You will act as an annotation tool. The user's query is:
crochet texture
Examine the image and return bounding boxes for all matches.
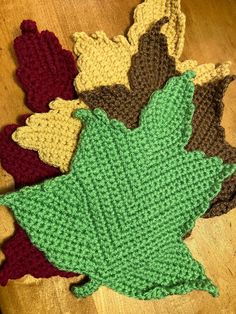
[0,20,80,284]
[0,223,77,286]
[73,2,230,92]
[1,72,236,300]
[12,20,236,217]
[14,20,78,112]
[74,0,185,91]
[13,99,88,173]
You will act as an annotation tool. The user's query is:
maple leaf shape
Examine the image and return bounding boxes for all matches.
[73,0,185,91]
[14,20,78,112]
[1,72,236,299]
[12,20,236,218]
[73,3,229,93]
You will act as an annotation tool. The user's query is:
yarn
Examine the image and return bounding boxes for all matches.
[12,20,236,217]
[0,120,80,285]
[14,20,78,112]
[0,120,60,187]
[74,0,185,91]
[0,19,80,284]
[1,72,236,299]
[0,223,78,286]
[12,100,88,172]
[73,4,229,92]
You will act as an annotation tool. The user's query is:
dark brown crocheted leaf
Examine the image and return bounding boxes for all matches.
[190,76,236,217]
[80,18,236,218]
[80,17,179,129]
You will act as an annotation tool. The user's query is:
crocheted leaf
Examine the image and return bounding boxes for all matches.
[12,20,236,218]
[0,18,80,282]
[73,0,185,91]
[190,76,236,217]
[0,223,77,286]
[12,99,88,173]
[0,121,79,285]
[2,72,236,299]
[0,122,60,187]
[14,20,78,112]
[73,4,229,92]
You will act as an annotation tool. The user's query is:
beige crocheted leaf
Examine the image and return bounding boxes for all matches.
[73,0,185,91]
[12,14,232,174]
[73,0,230,92]
[12,99,87,173]
[176,61,231,85]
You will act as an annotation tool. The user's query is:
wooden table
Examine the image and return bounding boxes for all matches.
[0,0,236,313]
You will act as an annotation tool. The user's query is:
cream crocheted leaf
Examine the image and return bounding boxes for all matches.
[12,19,232,176]
[73,0,185,91]
[177,60,231,86]
[73,0,230,92]
[12,99,87,173]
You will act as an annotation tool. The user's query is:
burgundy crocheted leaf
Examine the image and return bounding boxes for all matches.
[0,223,77,286]
[14,20,78,112]
[0,118,79,285]
[80,19,236,217]
[0,121,60,187]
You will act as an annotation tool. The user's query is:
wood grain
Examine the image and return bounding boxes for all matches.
[0,0,236,313]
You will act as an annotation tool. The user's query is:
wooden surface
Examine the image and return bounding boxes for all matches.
[0,0,236,313]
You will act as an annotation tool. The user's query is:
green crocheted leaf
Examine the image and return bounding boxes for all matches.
[1,71,235,300]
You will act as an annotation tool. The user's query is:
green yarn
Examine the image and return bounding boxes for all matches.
[1,71,235,300]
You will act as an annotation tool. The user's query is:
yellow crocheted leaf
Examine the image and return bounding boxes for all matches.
[73,0,185,91]
[177,60,231,85]
[73,0,230,92]
[12,99,87,173]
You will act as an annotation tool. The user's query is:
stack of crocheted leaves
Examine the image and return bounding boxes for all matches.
[0,0,236,301]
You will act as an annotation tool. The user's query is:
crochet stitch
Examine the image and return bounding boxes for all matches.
[0,19,80,283]
[12,20,236,217]
[73,3,230,92]
[74,0,185,91]
[14,20,78,112]
[1,72,236,299]
[12,100,88,173]
[0,120,80,285]
[0,121,60,187]
[0,223,77,286]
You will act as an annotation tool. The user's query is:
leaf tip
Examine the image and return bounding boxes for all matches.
[20,20,38,34]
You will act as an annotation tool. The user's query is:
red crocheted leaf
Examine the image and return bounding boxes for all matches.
[0,223,77,286]
[14,20,78,112]
[0,123,60,187]
[0,19,80,285]
[0,120,80,284]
